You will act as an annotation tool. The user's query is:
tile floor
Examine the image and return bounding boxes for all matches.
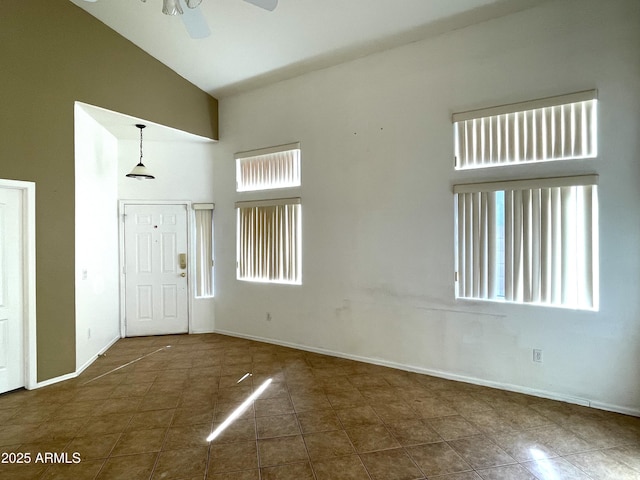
[0,333,639,479]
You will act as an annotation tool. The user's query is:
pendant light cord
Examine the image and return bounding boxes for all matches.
[139,126,144,164]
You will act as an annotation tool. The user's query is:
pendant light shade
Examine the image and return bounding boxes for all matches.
[127,124,155,180]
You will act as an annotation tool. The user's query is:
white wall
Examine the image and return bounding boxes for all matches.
[118,138,217,333]
[213,0,640,414]
[74,105,121,371]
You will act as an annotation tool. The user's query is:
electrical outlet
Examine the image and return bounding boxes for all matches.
[533,349,543,363]
[266,312,272,321]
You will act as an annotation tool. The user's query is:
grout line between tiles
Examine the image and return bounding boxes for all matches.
[81,346,172,386]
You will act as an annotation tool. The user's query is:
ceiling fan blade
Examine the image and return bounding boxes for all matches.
[180,3,211,39]
[243,0,278,11]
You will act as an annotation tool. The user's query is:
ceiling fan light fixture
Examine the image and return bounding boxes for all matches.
[186,0,203,8]
[126,124,155,180]
[162,0,183,15]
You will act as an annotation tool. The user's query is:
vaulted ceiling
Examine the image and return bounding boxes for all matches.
[70,0,548,98]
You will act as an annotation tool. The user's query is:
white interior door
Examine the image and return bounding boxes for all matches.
[124,204,189,336]
[0,188,24,393]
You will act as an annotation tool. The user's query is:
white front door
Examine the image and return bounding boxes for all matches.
[0,188,24,393]
[124,204,189,336]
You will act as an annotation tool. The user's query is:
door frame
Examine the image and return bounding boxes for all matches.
[0,179,37,390]
[118,200,193,338]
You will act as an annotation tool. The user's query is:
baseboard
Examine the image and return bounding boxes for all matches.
[190,329,216,334]
[590,401,640,418]
[76,335,121,375]
[33,371,77,389]
[214,328,640,418]
[32,335,121,390]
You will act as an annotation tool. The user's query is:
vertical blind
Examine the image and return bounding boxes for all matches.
[194,205,214,298]
[236,198,301,284]
[453,91,597,169]
[236,143,301,192]
[454,175,598,310]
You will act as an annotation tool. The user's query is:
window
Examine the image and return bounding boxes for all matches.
[236,198,301,284]
[453,90,597,169]
[236,143,301,192]
[452,90,599,310]
[454,175,598,310]
[193,204,214,297]
[235,143,302,284]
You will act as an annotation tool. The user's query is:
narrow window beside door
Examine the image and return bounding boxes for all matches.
[194,205,214,298]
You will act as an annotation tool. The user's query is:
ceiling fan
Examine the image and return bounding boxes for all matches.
[83,0,278,39]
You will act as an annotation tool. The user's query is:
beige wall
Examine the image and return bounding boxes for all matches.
[0,0,218,381]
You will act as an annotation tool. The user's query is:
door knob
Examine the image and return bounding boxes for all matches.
[180,272,186,277]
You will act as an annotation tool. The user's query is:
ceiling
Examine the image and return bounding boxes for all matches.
[69,0,547,99]
[77,102,214,142]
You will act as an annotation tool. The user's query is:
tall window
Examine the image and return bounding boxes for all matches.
[452,91,599,310]
[235,143,302,284]
[454,176,598,310]
[193,204,214,297]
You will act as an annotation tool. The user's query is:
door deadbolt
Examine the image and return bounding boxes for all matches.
[179,253,187,269]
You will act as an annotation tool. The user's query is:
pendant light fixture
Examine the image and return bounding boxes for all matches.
[126,124,155,180]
